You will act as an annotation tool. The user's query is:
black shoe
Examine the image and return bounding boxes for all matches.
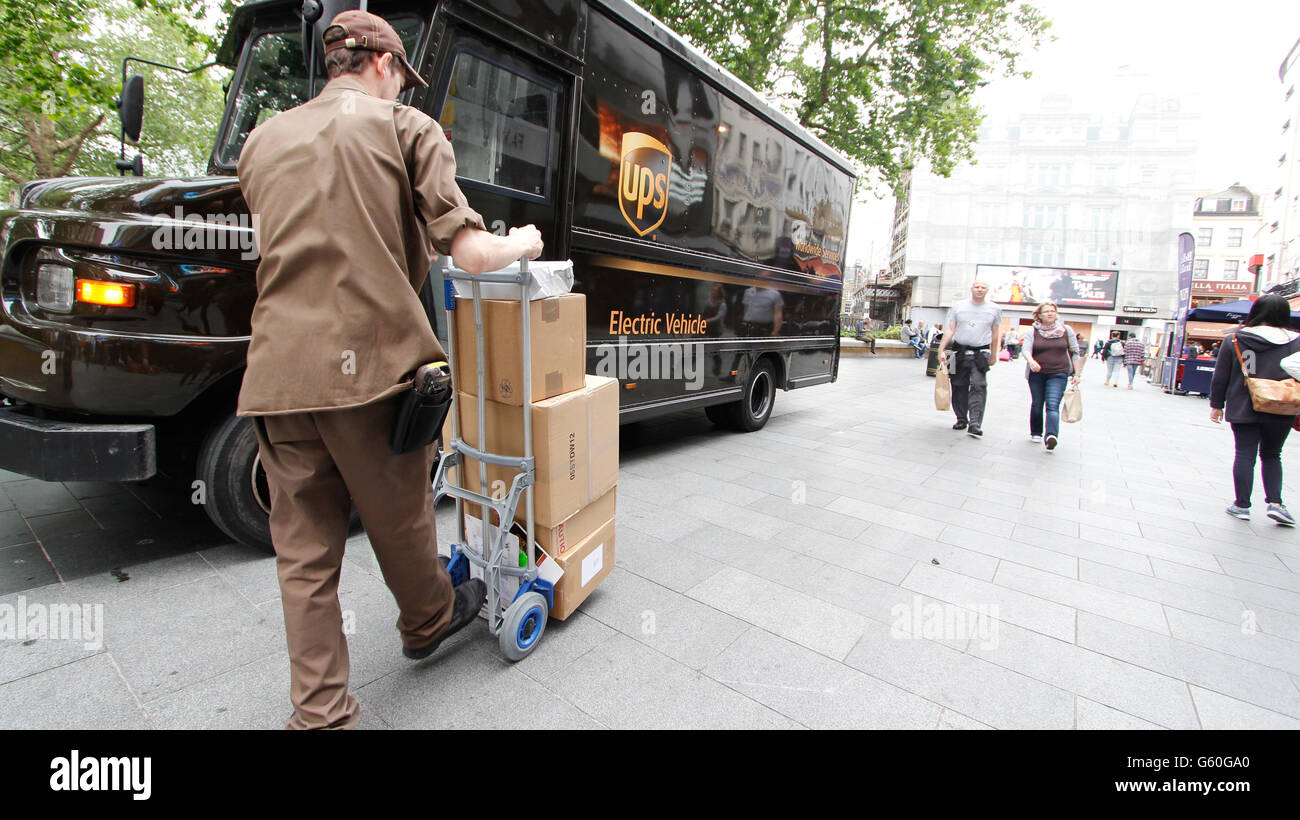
[967,425,983,438]
[952,420,968,430]
[403,579,486,660]
[1045,434,1058,451]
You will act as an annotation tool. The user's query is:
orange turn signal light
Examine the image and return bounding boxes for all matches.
[76,279,135,308]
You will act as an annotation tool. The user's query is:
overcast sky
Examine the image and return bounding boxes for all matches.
[844,0,1300,273]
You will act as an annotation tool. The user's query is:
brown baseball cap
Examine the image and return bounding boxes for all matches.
[323,10,427,91]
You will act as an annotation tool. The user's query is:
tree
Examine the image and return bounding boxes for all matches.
[0,0,236,199]
[636,0,1051,192]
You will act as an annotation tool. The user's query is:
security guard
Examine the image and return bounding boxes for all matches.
[237,10,544,729]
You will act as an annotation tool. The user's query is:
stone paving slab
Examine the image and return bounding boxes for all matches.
[2,356,1299,728]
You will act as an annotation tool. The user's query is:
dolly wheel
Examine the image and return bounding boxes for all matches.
[499,591,548,661]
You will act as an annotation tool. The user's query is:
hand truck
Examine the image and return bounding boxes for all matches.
[431,256,552,662]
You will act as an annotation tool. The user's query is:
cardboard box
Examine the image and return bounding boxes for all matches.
[458,375,619,527]
[550,517,615,620]
[453,294,586,406]
[523,487,616,557]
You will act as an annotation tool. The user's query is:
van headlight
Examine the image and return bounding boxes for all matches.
[36,257,75,313]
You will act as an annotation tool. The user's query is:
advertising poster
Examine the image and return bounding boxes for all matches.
[974,264,1119,310]
[1172,232,1195,357]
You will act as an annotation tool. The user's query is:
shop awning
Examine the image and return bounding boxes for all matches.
[1186,299,1300,329]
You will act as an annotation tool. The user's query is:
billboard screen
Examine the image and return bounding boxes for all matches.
[974,264,1119,310]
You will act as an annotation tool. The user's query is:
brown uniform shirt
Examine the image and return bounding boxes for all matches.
[236,76,485,416]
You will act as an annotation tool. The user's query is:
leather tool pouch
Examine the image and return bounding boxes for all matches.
[389,385,453,455]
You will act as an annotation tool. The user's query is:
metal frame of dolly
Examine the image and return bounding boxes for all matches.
[431,256,554,661]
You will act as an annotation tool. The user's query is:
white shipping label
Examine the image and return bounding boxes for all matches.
[581,544,604,587]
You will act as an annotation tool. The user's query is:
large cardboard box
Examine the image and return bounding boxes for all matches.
[458,375,619,527]
[524,487,616,557]
[550,517,615,620]
[453,294,586,406]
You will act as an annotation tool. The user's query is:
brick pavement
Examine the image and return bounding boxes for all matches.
[2,353,1298,729]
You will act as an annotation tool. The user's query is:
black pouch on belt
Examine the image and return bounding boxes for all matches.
[390,361,454,455]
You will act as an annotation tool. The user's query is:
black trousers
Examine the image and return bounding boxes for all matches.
[1230,420,1293,507]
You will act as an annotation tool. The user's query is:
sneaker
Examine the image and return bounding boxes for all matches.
[1128,384,1134,390]
[952,420,968,430]
[1044,434,1058,451]
[1112,383,1118,388]
[403,579,487,660]
[1267,503,1296,527]
[1030,434,1043,443]
[967,425,983,438]
[1225,504,1251,521]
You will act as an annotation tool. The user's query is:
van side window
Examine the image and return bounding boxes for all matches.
[438,52,556,198]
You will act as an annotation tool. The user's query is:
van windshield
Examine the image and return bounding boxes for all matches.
[216,17,424,168]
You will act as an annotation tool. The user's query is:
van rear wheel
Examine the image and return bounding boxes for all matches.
[706,359,776,432]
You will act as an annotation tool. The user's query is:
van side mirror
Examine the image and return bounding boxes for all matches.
[117,74,144,142]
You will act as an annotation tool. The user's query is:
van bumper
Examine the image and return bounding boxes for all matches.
[0,407,156,482]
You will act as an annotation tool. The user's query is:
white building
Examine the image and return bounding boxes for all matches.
[888,85,1200,347]
[1263,36,1300,291]
[1190,184,1264,304]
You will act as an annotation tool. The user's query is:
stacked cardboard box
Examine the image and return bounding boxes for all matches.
[453,293,617,620]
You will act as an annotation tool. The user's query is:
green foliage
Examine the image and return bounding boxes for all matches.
[0,0,236,199]
[635,0,1051,192]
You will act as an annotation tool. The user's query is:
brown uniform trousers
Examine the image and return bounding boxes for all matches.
[254,395,453,730]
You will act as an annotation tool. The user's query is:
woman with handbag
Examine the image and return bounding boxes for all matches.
[1209,294,1300,525]
[1021,301,1082,452]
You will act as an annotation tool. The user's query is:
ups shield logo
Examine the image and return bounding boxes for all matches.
[618,132,671,237]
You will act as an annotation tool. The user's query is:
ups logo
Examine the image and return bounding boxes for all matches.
[618,132,671,237]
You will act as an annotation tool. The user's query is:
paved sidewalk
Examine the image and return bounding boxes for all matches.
[2,354,1299,729]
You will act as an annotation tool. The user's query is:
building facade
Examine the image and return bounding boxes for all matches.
[1263,36,1300,292]
[888,86,1200,348]
[1190,184,1264,305]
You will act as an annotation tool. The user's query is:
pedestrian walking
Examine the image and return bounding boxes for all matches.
[1122,333,1145,389]
[1209,294,1300,525]
[237,10,544,729]
[1103,330,1125,386]
[1021,301,1081,452]
[1093,338,1105,360]
[936,281,1003,438]
[1004,328,1021,360]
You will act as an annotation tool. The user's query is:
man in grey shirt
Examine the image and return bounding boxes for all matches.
[937,281,1003,438]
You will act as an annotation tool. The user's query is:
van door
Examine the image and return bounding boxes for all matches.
[423,27,571,259]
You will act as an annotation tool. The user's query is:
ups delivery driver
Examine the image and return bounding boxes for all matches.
[237,10,544,730]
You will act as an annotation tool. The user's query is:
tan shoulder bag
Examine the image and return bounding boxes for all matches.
[1232,336,1300,414]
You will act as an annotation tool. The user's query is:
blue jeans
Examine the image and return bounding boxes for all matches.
[1028,372,1069,438]
[1105,356,1122,382]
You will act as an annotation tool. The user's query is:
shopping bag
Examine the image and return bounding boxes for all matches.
[1063,385,1083,423]
[935,365,952,411]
